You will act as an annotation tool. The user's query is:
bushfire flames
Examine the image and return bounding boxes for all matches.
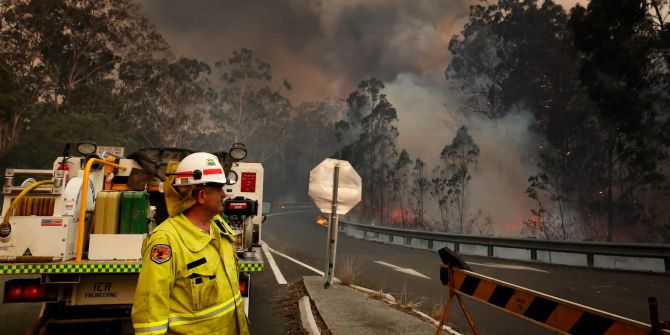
[316,216,328,226]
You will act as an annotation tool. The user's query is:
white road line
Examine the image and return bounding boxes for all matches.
[467,261,549,273]
[261,242,287,284]
[264,243,324,276]
[374,260,431,279]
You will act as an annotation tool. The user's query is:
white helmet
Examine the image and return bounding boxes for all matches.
[174,152,227,186]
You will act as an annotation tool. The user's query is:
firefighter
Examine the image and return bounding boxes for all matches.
[132,152,250,335]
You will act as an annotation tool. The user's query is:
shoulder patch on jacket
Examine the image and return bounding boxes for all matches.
[150,244,172,264]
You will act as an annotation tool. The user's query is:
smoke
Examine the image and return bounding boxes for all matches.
[465,112,541,235]
[385,71,540,235]
[140,0,583,234]
[142,0,583,102]
[140,0,471,102]
[385,71,455,168]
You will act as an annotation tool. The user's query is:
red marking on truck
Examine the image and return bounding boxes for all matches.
[241,172,256,192]
[41,219,63,226]
[228,202,249,209]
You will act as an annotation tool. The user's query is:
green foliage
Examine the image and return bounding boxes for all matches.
[214,48,284,145]
[0,110,136,171]
[569,0,670,240]
[439,126,480,233]
[337,77,400,225]
[0,0,168,153]
[120,57,214,148]
[0,62,27,150]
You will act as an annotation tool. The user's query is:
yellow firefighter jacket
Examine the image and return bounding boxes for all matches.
[132,214,250,335]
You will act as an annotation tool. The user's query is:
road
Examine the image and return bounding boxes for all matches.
[261,207,670,335]
[2,207,669,334]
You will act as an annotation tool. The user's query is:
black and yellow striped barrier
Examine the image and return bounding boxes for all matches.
[436,247,670,335]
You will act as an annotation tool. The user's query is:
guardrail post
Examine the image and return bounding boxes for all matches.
[650,297,661,335]
[665,258,670,274]
[487,245,493,257]
[428,240,433,250]
[587,253,594,268]
[531,249,537,261]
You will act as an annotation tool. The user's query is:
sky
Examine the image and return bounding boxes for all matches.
[141,0,582,234]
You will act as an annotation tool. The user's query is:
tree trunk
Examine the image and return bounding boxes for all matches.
[554,174,567,240]
[606,134,614,241]
[398,190,405,229]
[380,140,385,225]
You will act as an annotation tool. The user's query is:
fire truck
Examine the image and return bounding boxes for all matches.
[0,142,266,334]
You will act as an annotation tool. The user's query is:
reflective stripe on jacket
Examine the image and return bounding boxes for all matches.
[132,214,250,335]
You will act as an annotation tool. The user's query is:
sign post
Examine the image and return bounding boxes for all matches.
[325,164,340,288]
[308,159,361,288]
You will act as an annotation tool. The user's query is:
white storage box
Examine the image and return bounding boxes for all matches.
[88,234,145,260]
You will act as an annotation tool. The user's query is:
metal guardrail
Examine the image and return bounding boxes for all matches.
[339,221,670,274]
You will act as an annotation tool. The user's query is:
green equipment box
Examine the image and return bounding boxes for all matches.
[120,191,149,234]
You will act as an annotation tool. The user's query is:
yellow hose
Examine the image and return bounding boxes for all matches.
[76,158,126,262]
[2,180,54,225]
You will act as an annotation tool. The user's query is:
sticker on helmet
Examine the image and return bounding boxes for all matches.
[150,244,172,264]
[206,159,215,166]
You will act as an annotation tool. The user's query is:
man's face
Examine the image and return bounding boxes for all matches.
[197,183,226,215]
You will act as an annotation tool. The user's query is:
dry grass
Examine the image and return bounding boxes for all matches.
[369,289,390,302]
[335,257,361,286]
[395,284,422,310]
[431,301,446,321]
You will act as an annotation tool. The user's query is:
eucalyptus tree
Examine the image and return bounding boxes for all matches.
[214,49,290,144]
[120,57,215,148]
[441,126,480,233]
[392,149,413,228]
[430,164,451,232]
[0,0,168,152]
[410,158,429,228]
[337,78,400,224]
[570,0,670,241]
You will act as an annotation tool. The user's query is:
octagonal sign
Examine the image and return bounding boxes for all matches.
[308,158,362,214]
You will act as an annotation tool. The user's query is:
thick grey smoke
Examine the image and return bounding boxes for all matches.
[386,73,541,235]
[141,0,471,101]
[142,0,580,101]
